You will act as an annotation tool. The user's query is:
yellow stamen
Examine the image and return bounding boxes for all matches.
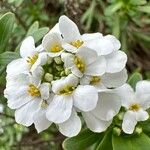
[90,76,101,85]
[70,40,84,48]
[26,54,38,66]
[28,84,40,97]
[50,44,63,53]
[74,56,85,73]
[129,104,141,111]
[59,85,75,95]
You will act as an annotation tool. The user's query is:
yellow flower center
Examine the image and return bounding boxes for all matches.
[90,76,101,85]
[50,44,63,53]
[129,104,141,111]
[28,84,40,97]
[74,56,85,73]
[70,40,84,48]
[59,85,75,95]
[26,54,38,66]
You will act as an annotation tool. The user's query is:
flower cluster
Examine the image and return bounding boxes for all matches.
[4,15,149,137]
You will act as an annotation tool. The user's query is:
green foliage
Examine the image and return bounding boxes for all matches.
[63,129,103,150]
[128,72,143,89]
[0,12,15,53]
[112,134,150,150]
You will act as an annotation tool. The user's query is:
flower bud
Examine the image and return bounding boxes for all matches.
[134,126,142,135]
[113,127,121,136]
[60,71,65,76]
[56,65,63,71]
[47,57,53,64]
[44,73,53,82]
[65,68,71,75]
[54,57,63,64]
[117,111,125,120]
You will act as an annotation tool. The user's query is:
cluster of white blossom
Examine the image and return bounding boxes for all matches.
[4,16,150,137]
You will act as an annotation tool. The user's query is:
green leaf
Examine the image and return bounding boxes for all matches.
[112,133,150,150]
[63,129,103,150]
[105,2,123,16]
[137,6,150,13]
[128,72,142,89]
[27,27,49,43]
[0,51,20,65]
[26,21,39,36]
[96,130,113,150]
[0,12,15,53]
[130,0,147,5]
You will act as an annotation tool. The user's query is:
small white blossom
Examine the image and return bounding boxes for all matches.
[115,81,150,134]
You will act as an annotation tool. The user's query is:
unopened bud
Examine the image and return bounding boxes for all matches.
[44,73,53,82]
[134,126,142,135]
[48,67,53,73]
[56,65,63,71]
[60,71,65,76]
[65,68,71,75]
[113,127,121,136]
[47,57,53,64]
[117,111,125,120]
[54,57,62,64]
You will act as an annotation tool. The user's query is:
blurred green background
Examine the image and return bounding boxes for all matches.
[0,0,150,149]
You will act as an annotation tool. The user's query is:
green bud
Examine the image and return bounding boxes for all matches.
[56,65,63,71]
[54,57,63,64]
[113,127,121,136]
[47,57,53,64]
[65,68,71,75]
[53,76,60,80]
[134,126,142,135]
[48,67,53,73]
[44,73,53,82]
[117,111,125,120]
[60,71,65,76]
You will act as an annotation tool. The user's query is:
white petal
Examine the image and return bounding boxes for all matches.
[42,32,62,52]
[104,35,121,51]
[136,109,149,121]
[135,81,150,109]
[115,84,136,108]
[36,44,44,52]
[59,15,81,42]
[92,90,121,121]
[85,56,106,76]
[40,83,50,100]
[77,47,98,65]
[82,112,112,133]
[49,23,60,34]
[86,37,114,56]
[73,85,98,111]
[105,50,127,73]
[46,95,73,123]
[101,68,128,88]
[15,99,40,126]
[58,109,81,137]
[33,108,52,133]
[81,33,103,41]
[71,65,83,77]
[20,36,36,58]
[122,111,137,134]
[62,43,77,53]
[6,58,29,76]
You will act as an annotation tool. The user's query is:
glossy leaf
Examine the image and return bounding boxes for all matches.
[0,12,15,53]
[96,130,113,150]
[128,72,142,89]
[63,129,103,150]
[0,51,20,65]
[112,133,150,150]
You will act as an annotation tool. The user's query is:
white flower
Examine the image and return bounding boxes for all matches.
[86,34,127,73]
[6,36,47,77]
[4,73,50,126]
[115,81,150,134]
[80,68,128,90]
[46,74,98,123]
[82,89,121,132]
[62,47,106,78]
[59,15,102,53]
